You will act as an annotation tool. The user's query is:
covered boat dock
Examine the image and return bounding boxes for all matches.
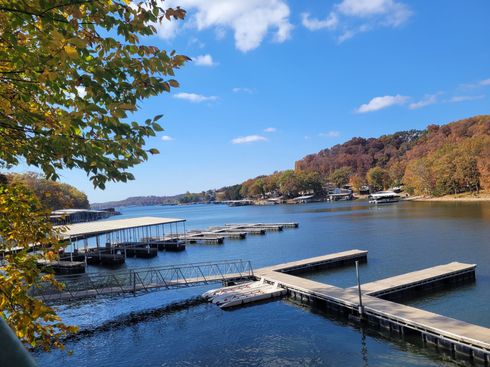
[54,216,187,270]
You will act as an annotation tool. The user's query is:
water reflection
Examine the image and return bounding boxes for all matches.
[360,326,369,367]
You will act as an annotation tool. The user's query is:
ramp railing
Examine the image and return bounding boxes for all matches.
[32,259,254,303]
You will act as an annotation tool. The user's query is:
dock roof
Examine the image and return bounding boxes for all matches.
[56,216,185,239]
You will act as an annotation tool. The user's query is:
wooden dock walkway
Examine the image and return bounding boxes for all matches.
[208,226,266,235]
[260,249,368,274]
[351,262,476,298]
[225,222,299,228]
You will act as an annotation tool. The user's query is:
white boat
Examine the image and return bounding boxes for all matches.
[368,191,400,204]
[210,282,271,304]
[202,279,265,299]
[218,286,286,309]
[203,280,286,309]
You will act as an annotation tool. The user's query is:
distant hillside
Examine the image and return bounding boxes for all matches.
[91,195,180,209]
[295,115,490,195]
[91,190,215,209]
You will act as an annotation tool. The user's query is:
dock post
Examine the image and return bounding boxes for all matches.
[355,261,364,318]
[132,271,136,295]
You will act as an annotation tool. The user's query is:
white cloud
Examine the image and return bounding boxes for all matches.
[155,16,180,39]
[301,12,338,31]
[188,37,205,48]
[155,0,293,52]
[304,136,312,140]
[320,131,340,137]
[231,135,268,144]
[264,127,277,133]
[409,93,439,110]
[161,135,174,141]
[302,0,412,42]
[232,87,254,94]
[356,94,409,113]
[449,95,485,103]
[461,78,490,89]
[173,92,218,103]
[193,54,217,66]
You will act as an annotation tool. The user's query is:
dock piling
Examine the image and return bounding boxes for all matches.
[355,260,364,317]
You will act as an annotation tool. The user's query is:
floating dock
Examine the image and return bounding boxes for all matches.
[205,250,488,364]
[208,226,266,235]
[182,222,299,244]
[37,259,86,275]
[154,240,186,252]
[262,249,368,274]
[350,262,476,299]
[202,230,247,239]
[225,222,299,228]
[84,251,125,266]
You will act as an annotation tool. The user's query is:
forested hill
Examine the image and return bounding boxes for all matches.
[3,172,90,210]
[295,130,423,177]
[295,115,490,195]
[91,195,181,209]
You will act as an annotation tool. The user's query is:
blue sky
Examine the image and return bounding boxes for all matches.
[30,1,490,202]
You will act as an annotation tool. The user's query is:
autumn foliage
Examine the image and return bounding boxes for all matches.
[0,182,78,350]
[7,172,90,210]
[0,0,188,351]
[295,115,490,196]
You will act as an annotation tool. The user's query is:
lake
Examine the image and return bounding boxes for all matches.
[34,201,490,366]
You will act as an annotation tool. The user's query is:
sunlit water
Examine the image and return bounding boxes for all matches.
[34,201,490,366]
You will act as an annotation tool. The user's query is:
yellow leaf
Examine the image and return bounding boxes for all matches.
[64,45,78,59]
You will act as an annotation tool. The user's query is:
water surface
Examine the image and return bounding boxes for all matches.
[35,201,490,366]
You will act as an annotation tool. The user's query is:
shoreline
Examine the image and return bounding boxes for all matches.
[406,193,490,202]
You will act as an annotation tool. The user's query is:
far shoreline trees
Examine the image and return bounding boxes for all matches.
[218,116,488,200]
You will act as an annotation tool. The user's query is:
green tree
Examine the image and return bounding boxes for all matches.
[249,178,266,198]
[403,158,434,196]
[349,174,365,193]
[0,0,188,350]
[299,171,323,194]
[328,167,352,188]
[278,170,302,198]
[432,154,458,196]
[366,167,390,192]
[455,154,480,194]
[388,160,406,187]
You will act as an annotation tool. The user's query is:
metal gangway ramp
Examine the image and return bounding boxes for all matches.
[33,260,254,303]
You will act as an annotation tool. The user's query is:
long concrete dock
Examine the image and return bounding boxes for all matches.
[250,251,489,364]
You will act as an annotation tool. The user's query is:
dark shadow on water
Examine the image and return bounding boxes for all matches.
[381,280,477,304]
[40,296,206,349]
[285,298,474,367]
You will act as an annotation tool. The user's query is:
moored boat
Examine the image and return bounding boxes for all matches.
[368,191,400,204]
